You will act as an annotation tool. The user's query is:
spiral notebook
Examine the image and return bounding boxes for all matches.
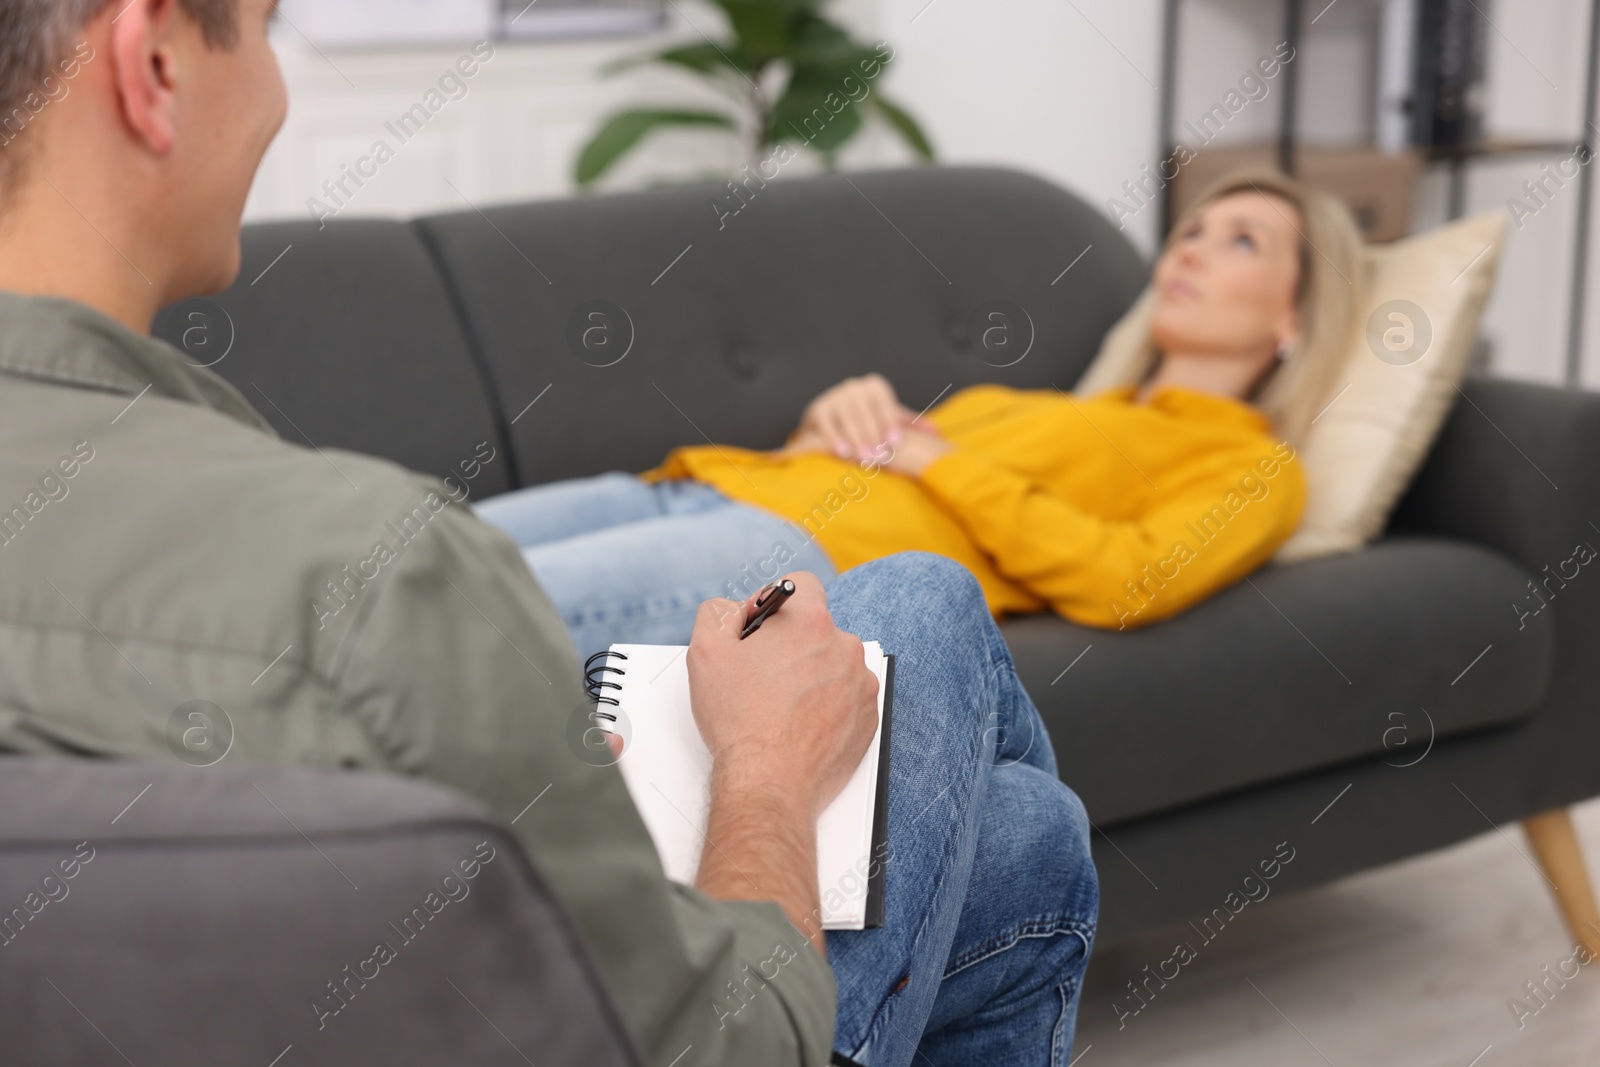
[586,642,895,930]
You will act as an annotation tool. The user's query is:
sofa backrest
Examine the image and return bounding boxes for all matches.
[157,167,1148,492]
[152,219,515,499]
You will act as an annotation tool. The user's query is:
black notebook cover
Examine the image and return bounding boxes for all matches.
[863,653,894,929]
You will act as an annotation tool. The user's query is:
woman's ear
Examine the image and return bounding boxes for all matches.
[1275,307,1301,354]
[109,0,183,157]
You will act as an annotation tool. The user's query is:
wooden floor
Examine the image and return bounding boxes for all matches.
[1075,797,1600,1066]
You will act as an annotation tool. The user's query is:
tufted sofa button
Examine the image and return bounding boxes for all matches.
[941,312,967,350]
[725,346,760,380]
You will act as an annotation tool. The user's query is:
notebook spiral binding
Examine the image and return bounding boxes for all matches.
[583,649,629,724]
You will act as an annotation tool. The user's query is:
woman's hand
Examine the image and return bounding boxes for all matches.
[880,426,952,476]
[795,374,916,463]
[774,427,833,458]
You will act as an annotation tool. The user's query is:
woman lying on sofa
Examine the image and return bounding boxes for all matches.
[476,169,1365,656]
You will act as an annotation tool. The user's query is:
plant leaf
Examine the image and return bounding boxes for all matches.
[575,110,737,187]
[600,51,659,77]
[604,42,756,79]
[785,14,874,65]
[710,0,795,59]
[873,96,935,160]
[771,67,864,154]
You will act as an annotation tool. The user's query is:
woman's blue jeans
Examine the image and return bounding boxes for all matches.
[476,474,1099,1066]
[475,473,838,660]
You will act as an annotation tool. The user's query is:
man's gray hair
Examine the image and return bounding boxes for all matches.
[0,0,238,191]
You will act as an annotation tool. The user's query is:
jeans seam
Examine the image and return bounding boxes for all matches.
[1052,975,1081,1067]
[850,727,984,1061]
[986,658,1053,775]
[941,917,1095,980]
[563,591,708,629]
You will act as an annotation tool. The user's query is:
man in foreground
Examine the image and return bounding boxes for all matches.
[0,1,1097,1063]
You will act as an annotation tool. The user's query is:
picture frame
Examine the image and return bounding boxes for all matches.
[276,0,665,48]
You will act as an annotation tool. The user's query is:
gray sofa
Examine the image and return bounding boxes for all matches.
[7,167,1597,1061]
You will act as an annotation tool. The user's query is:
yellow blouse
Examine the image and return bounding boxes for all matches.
[643,383,1306,630]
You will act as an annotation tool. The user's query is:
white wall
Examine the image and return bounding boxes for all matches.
[873,0,1165,249]
[246,0,901,224]
[248,0,1600,386]
[246,24,740,223]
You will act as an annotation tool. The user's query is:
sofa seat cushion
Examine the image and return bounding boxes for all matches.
[1004,537,1554,826]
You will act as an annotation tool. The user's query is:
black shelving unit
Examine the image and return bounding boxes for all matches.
[1158,0,1600,385]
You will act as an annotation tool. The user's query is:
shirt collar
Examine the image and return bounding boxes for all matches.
[0,289,274,434]
[1105,382,1274,434]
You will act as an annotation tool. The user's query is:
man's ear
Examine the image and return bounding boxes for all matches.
[109,0,183,156]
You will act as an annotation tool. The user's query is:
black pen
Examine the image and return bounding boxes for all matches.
[740,579,796,639]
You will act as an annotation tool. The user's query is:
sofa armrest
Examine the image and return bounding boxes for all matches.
[1390,374,1600,571]
[0,758,643,1067]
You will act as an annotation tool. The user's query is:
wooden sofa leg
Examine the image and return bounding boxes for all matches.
[1522,807,1600,957]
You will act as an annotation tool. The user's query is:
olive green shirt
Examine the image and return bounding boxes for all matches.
[0,290,835,1065]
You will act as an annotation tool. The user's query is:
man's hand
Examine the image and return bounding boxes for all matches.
[794,374,916,464]
[689,572,879,816]
[687,572,880,954]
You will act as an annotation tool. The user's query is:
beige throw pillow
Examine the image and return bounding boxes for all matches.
[1075,211,1508,563]
[1275,212,1508,561]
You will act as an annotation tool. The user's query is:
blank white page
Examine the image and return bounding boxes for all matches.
[609,641,888,930]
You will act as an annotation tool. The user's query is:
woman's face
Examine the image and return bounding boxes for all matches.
[1149,191,1303,360]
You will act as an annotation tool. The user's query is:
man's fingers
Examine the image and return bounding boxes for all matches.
[694,596,747,639]
[781,569,829,605]
[773,571,835,635]
[743,572,827,623]
[697,572,833,641]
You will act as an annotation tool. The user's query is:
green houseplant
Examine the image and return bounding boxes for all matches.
[575,0,934,187]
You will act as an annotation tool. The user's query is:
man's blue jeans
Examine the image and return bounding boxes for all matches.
[476,475,1099,1066]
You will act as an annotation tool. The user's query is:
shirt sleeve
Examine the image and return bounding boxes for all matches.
[329,484,836,1065]
[915,442,1306,629]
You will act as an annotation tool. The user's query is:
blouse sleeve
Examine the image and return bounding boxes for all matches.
[915,442,1305,629]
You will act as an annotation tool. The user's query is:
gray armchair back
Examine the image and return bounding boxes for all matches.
[0,759,643,1066]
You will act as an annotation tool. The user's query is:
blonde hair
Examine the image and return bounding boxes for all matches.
[1077,168,1366,445]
